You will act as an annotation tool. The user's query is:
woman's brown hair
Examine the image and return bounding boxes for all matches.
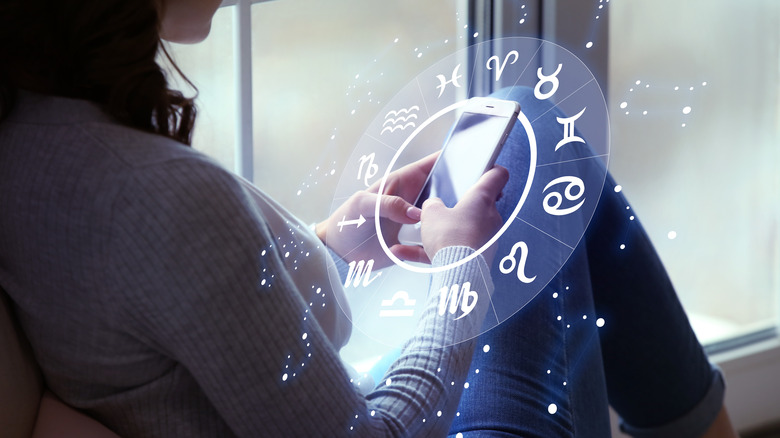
[0,0,196,145]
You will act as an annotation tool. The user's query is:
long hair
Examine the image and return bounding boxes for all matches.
[0,0,196,145]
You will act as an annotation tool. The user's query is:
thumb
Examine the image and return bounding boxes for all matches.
[460,165,509,207]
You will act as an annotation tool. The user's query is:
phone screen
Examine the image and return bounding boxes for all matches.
[414,111,512,208]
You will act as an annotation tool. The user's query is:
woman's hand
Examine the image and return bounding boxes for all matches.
[316,153,439,269]
[420,165,509,265]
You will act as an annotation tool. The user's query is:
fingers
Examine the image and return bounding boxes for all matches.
[390,244,430,264]
[367,151,440,197]
[356,191,421,224]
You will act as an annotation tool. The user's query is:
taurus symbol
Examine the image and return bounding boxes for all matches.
[436,64,463,98]
[486,51,519,82]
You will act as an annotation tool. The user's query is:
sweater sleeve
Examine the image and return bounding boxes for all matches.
[106,156,494,437]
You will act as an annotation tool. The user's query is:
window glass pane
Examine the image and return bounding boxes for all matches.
[609,1,780,344]
[166,7,236,171]
[251,0,461,223]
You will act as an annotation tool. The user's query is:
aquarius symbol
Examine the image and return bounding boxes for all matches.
[379,291,417,317]
[499,241,536,284]
[357,153,378,187]
[543,176,585,216]
[438,282,479,320]
[381,106,420,135]
[345,259,382,288]
[534,63,563,100]
[436,64,463,98]
[486,51,519,82]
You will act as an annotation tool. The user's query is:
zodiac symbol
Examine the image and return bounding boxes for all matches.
[337,214,366,232]
[438,282,478,321]
[344,259,382,288]
[381,106,419,135]
[357,153,378,187]
[436,64,463,98]
[534,63,563,100]
[543,176,585,216]
[379,291,416,318]
[499,241,536,284]
[486,50,519,82]
[555,107,586,151]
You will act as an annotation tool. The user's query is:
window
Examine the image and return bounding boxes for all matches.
[168,0,780,433]
[607,1,780,433]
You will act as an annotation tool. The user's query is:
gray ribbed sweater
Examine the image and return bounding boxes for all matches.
[0,92,494,437]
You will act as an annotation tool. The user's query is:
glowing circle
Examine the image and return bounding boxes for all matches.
[374,103,537,274]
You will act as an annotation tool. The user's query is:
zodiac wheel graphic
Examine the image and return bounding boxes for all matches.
[327,37,610,348]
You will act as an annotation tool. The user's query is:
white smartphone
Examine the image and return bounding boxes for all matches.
[398,97,520,246]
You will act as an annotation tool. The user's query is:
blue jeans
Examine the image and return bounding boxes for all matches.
[447,87,725,437]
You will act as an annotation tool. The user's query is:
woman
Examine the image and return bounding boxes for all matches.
[0,0,505,436]
[0,0,737,437]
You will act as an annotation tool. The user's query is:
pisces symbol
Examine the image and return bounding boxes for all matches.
[486,51,519,82]
[436,64,463,98]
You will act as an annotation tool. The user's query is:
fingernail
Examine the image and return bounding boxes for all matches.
[406,206,421,221]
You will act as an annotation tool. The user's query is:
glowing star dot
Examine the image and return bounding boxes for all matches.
[548,403,558,414]
[557,315,562,321]
[457,434,463,438]
[583,315,588,320]
[386,378,392,386]
[520,19,525,24]
[614,184,622,193]
[643,110,648,115]
[683,106,692,115]
[553,292,559,298]
[668,231,677,240]
[596,318,606,327]
[282,373,288,381]
[635,80,641,85]
[586,41,593,48]
[370,410,376,416]
[620,244,626,250]
[302,333,308,340]
[473,32,479,38]
[464,382,470,389]
[547,369,551,374]
[483,344,490,353]
[437,411,442,417]
[620,101,628,109]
